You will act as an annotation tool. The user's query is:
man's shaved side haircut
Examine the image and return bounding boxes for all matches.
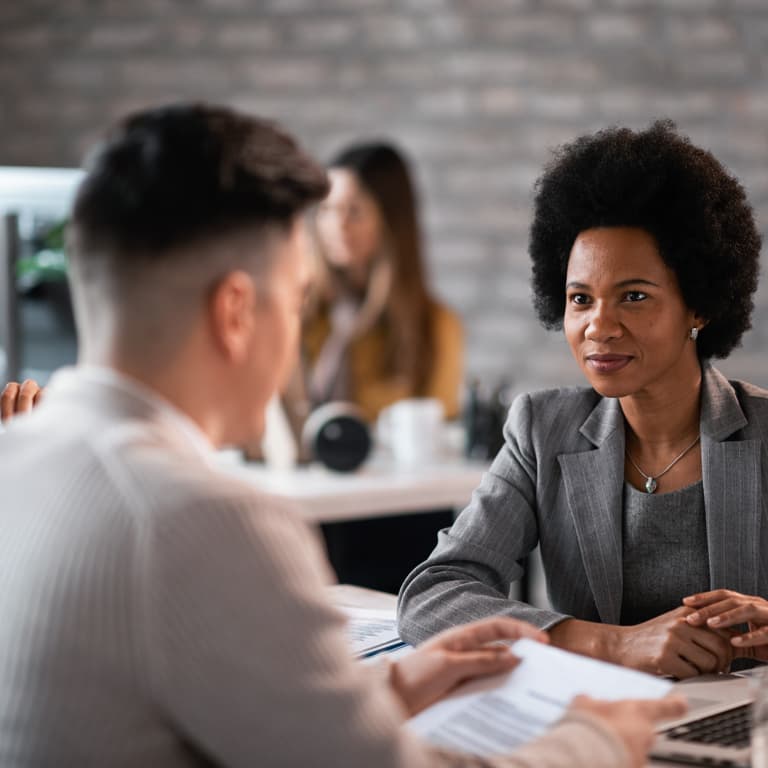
[70,103,328,267]
[66,103,329,364]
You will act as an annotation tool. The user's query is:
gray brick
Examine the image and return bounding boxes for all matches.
[214,22,280,49]
[241,56,331,88]
[586,14,650,44]
[420,14,470,45]
[651,91,719,119]
[448,51,531,80]
[674,51,750,80]
[526,92,589,121]
[50,61,108,89]
[542,0,596,8]
[376,56,442,85]
[415,89,470,118]
[364,15,422,48]
[401,0,458,11]
[607,0,719,8]
[266,0,385,10]
[86,23,159,49]
[481,14,578,45]
[728,0,768,8]
[121,59,232,91]
[291,18,359,48]
[464,0,527,10]
[474,86,524,116]
[440,164,539,196]
[171,21,208,48]
[663,17,737,46]
[199,0,260,10]
[429,245,496,272]
[0,25,51,50]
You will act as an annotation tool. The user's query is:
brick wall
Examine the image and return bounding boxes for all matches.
[2,1,767,395]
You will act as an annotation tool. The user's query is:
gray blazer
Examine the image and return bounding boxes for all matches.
[398,364,768,644]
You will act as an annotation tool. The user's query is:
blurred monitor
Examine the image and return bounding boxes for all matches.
[0,166,82,384]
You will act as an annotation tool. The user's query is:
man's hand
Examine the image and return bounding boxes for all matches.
[570,695,687,768]
[389,616,547,716]
[1,380,43,423]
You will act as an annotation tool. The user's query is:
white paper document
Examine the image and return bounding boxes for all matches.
[340,606,404,657]
[408,638,673,756]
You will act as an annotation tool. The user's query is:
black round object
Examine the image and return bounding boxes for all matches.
[302,403,372,472]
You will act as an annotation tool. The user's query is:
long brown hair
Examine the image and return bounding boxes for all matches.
[308,141,435,394]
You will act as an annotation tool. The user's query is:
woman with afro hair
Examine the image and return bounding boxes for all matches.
[399,120,768,679]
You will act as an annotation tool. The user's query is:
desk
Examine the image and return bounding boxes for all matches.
[329,583,398,612]
[216,453,488,524]
[330,585,753,768]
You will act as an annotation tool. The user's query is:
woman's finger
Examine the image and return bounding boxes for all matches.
[665,652,703,680]
[732,625,768,648]
[706,604,768,628]
[683,590,735,607]
[686,598,741,625]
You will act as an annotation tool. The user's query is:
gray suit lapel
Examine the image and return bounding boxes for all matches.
[558,397,625,624]
[700,366,761,595]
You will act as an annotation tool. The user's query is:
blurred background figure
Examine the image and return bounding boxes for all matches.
[295,141,464,593]
[300,141,462,424]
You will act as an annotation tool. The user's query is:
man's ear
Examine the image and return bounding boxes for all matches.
[208,270,259,364]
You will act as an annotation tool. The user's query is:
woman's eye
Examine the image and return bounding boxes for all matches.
[625,291,648,302]
[569,293,590,305]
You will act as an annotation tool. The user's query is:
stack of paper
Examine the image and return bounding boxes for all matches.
[340,606,408,658]
[408,638,673,756]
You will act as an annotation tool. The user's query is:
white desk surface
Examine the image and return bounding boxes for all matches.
[329,583,399,611]
[216,453,488,523]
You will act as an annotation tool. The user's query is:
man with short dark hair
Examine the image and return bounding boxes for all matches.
[0,104,681,766]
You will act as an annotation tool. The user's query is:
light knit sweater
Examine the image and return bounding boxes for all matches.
[0,367,629,768]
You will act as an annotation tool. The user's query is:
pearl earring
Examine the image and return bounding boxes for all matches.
[690,327,699,341]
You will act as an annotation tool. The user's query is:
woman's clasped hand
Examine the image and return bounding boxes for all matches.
[614,606,735,677]
[684,589,768,662]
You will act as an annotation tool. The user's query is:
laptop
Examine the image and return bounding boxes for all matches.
[650,674,755,767]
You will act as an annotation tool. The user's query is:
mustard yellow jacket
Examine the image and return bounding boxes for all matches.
[302,301,463,422]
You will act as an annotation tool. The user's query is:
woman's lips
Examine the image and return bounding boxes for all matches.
[585,354,633,373]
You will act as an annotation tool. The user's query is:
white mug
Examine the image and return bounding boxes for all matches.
[378,397,444,465]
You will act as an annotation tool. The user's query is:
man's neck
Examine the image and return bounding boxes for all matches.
[80,350,228,448]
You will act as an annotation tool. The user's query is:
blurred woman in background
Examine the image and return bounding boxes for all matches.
[293,140,462,425]
[296,141,465,593]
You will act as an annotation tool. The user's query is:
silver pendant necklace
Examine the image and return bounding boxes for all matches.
[625,434,701,494]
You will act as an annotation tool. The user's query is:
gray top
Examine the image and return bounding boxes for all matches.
[620,481,709,625]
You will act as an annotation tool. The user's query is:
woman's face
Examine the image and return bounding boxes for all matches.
[315,168,384,273]
[564,226,702,400]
